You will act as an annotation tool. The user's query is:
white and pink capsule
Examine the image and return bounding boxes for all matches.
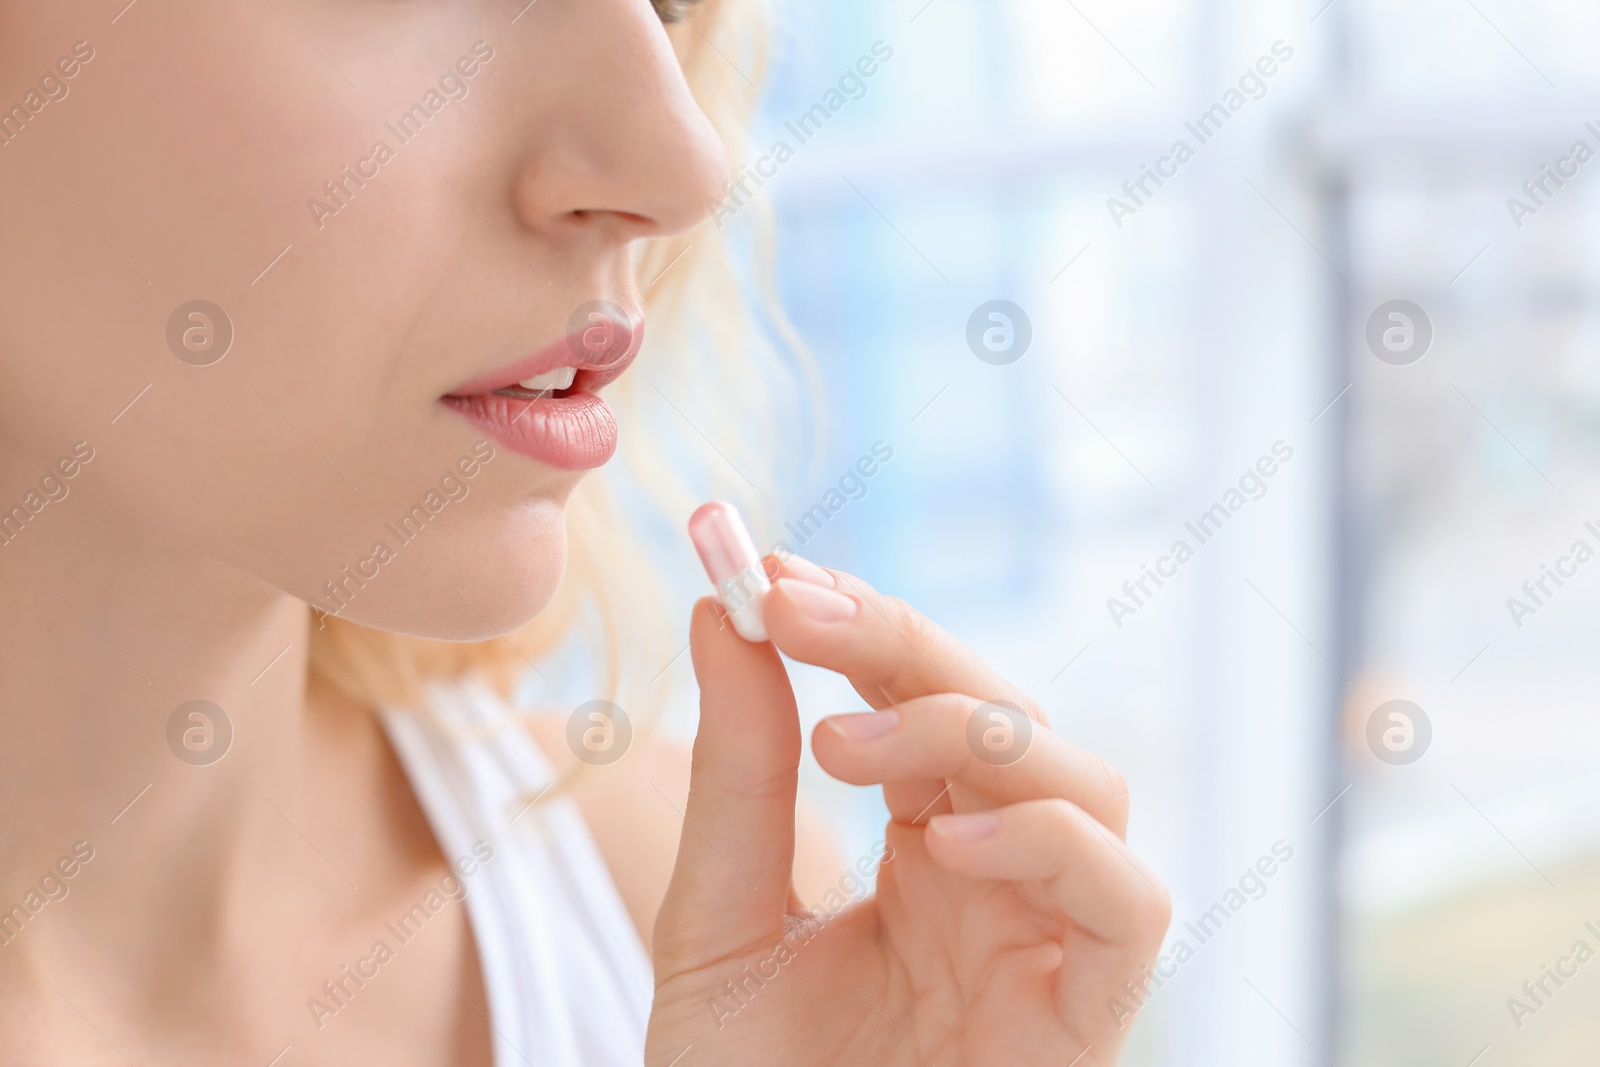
[689,501,771,642]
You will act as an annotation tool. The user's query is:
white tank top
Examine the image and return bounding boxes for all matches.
[379,680,654,1066]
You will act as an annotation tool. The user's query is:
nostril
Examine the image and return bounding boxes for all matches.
[565,208,657,234]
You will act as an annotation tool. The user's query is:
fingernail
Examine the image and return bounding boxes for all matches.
[931,812,999,841]
[776,578,857,622]
[782,554,836,589]
[826,710,899,742]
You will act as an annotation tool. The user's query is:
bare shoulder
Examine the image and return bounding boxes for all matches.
[520,716,688,955]
[522,716,841,954]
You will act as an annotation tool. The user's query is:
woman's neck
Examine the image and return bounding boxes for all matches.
[0,515,412,1018]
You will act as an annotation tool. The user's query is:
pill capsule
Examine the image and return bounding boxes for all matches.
[688,501,771,642]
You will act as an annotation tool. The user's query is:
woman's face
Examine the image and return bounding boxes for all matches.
[0,0,724,636]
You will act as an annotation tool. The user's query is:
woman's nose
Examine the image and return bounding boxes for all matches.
[505,0,729,244]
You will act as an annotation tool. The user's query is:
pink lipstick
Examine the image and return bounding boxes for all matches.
[441,312,641,471]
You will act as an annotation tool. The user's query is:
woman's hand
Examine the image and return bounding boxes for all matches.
[645,556,1171,1067]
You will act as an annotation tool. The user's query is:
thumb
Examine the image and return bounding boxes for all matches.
[654,596,801,972]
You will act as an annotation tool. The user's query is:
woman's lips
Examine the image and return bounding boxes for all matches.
[442,390,618,470]
[441,318,642,471]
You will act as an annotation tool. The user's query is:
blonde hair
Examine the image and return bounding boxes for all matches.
[309,0,811,724]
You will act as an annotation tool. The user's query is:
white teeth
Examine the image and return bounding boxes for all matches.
[517,367,576,392]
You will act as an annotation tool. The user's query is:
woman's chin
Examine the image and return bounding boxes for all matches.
[300,512,570,642]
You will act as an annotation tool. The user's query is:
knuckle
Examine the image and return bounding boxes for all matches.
[1042,797,1103,852]
[1042,795,1084,829]
[1090,755,1131,827]
[1134,876,1174,945]
[1142,876,1174,930]
[878,598,941,688]
[941,691,985,723]
[908,693,983,766]
[833,570,881,603]
[885,594,936,642]
[1046,797,1167,938]
[943,691,1028,771]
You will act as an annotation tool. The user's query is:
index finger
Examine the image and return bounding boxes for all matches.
[761,554,1042,721]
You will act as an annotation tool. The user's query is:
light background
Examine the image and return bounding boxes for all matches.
[632,1,1600,1064]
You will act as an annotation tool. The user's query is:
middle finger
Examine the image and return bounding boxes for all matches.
[812,692,1131,837]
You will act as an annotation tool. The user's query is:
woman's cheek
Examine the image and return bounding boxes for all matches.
[0,0,575,635]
